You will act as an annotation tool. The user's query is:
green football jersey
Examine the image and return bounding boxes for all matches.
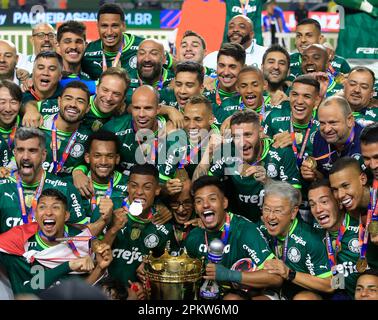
[262,101,319,158]
[258,217,332,300]
[0,225,83,294]
[204,80,238,107]
[87,171,129,223]
[215,95,272,124]
[184,213,275,292]
[353,108,378,128]
[0,172,86,233]
[37,98,59,116]
[0,135,10,167]
[208,138,301,222]
[313,213,362,298]
[109,211,175,284]
[0,116,19,165]
[159,87,179,109]
[22,85,63,105]
[224,0,266,45]
[102,114,187,183]
[81,32,144,80]
[40,114,92,178]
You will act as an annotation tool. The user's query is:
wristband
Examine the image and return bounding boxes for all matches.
[215,264,242,284]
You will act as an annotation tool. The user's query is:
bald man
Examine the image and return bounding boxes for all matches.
[0,40,19,83]
[17,23,56,74]
[204,15,267,70]
[301,44,343,97]
[102,85,185,183]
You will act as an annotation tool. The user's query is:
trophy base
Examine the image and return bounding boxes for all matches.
[149,281,200,300]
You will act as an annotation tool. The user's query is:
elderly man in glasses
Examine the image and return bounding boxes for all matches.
[17,23,57,74]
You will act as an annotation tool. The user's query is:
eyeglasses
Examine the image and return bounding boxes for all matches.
[262,206,291,216]
[32,32,56,40]
[170,200,193,210]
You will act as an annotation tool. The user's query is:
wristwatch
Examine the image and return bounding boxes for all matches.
[287,269,296,282]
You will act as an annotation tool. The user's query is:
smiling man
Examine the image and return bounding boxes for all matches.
[308,179,361,299]
[197,110,300,222]
[260,181,333,300]
[185,175,281,300]
[0,188,113,295]
[0,40,19,84]
[0,127,87,233]
[360,123,378,181]
[81,3,144,81]
[39,81,92,179]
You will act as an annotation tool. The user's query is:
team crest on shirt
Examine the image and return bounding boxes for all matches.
[91,120,104,132]
[144,234,159,248]
[348,238,360,254]
[70,143,84,158]
[287,247,301,263]
[129,55,137,69]
[266,163,278,178]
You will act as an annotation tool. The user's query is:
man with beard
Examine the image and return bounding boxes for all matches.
[184,176,281,300]
[178,30,216,78]
[0,127,87,233]
[301,96,364,181]
[0,40,19,84]
[301,44,343,98]
[17,23,57,74]
[126,39,173,106]
[328,157,378,270]
[57,21,96,95]
[360,123,378,181]
[289,18,350,82]
[206,43,245,107]
[204,15,266,71]
[260,181,333,300]
[21,52,64,128]
[343,67,377,127]
[308,179,361,299]
[261,44,290,98]
[216,66,271,124]
[39,81,92,180]
[195,110,301,223]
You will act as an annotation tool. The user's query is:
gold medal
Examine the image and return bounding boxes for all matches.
[368,221,378,235]
[131,227,141,241]
[295,132,303,144]
[175,168,188,182]
[356,258,368,273]
[240,163,252,177]
[91,239,101,253]
[335,73,345,84]
[91,120,103,132]
[25,194,34,208]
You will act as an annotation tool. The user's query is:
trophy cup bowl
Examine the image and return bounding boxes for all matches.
[144,249,204,300]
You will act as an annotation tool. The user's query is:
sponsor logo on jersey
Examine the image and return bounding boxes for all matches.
[4,192,15,200]
[6,217,23,228]
[287,247,301,263]
[239,189,264,207]
[70,193,82,218]
[356,47,378,55]
[144,234,159,248]
[242,244,261,264]
[305,253,315,276]
[45,179,67,188]
[268,151,281,162]
[348,238,360,254]
[231,4,256,14]
[290,233,306,246]
[112,247,143,264]
[155,224,169,235]
[70,143,85,158]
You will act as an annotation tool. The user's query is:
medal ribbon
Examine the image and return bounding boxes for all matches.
[90,176,114,212]
[325,214,348,272]
[7,122,18,148]
[51,114,78,173]
[102,38,124,72]
[274,233,289,263]
[178,133,210,169]
[29,87,41,101]
[290,117,313,166]
[38,230,82,258]
[132,119,159,164]
[204,212,232,248]
[358,209,373,262]
[173,224,190,247]
[240,0,250,16]
[368,180,378,223]
[15,171,45,224]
